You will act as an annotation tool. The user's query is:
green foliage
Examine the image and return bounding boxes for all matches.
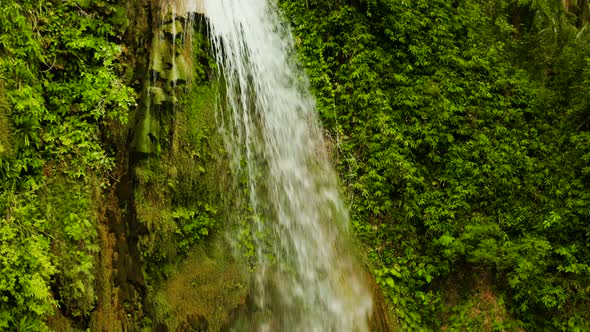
[281,0,590,329]
[446,292,520,331]
[173,204,218,252]
[0,189,55,331]
[40,178,99,319]
[0,82,11,175]
[0,0,134,327]
[0,0,134,182]
[0,0,587,329]
[375,264,441,329]
[135,82,223,280]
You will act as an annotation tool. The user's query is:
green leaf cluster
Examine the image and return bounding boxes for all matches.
[0,0,134,183]
[0,190,55,331]
[0,0,134,328]
[134,82,223,281]
[281,0,590,329]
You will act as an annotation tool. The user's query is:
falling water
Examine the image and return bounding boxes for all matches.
[197,0,373,330]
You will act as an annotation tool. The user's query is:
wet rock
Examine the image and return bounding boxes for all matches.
[176,314,209,332]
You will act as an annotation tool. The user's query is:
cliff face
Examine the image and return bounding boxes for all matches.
[87,1,249,330]
[101,2,395,330]
[0,1,412,330]
[15,0,582,330]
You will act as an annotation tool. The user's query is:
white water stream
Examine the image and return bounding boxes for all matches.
[186,0,373,330]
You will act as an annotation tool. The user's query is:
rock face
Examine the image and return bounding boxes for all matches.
[132,2,193,154]
[118,1,251,331]
[168,0,206,15]
[132,0,208,156]
[89,1,227,330]
[93,1,393,331]
[153,240,249,332]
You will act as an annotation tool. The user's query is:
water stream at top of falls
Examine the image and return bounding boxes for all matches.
[190,0,374,330]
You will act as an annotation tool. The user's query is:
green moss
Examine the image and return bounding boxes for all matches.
[149,35,171,77]
[152,236,249,332]
[39,176,99,320]
[130,19,247,329]
[134,158,177,266]
[0,82,10,158]
[142,80,251,329]
[132,106,159,154]
[161,20,184,37]
[169,54,189,83]
[0,118,8,156]
[134,82,223,274]
[148,86,166,105]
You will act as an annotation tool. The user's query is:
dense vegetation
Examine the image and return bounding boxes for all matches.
[0,0,225,330]
[0,1,135,330]
[279,0,590,330]
[1,0,589,331]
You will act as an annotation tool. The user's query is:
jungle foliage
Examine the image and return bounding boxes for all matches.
[134,83,223,281]
[0,0,224,329]
[279,0,590,330]
[1,0,589,330]
[0,0,134,329]
[131,18,223,282]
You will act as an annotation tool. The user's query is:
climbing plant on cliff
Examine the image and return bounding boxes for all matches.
[0,0,134,328]
[280,0,590,330]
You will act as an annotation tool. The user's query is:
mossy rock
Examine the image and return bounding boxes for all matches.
[149,32,190,87]
[39,176,100,320]
[152,237,249,332]
[148,86,168,105]
[167,54,190,84]
[162,20,184,40]
[150,36,173,77]
[132,107,160,154]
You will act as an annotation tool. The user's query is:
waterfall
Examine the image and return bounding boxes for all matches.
[197,0,374,330]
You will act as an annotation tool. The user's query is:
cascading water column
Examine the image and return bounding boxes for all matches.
[201,0,373,330]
